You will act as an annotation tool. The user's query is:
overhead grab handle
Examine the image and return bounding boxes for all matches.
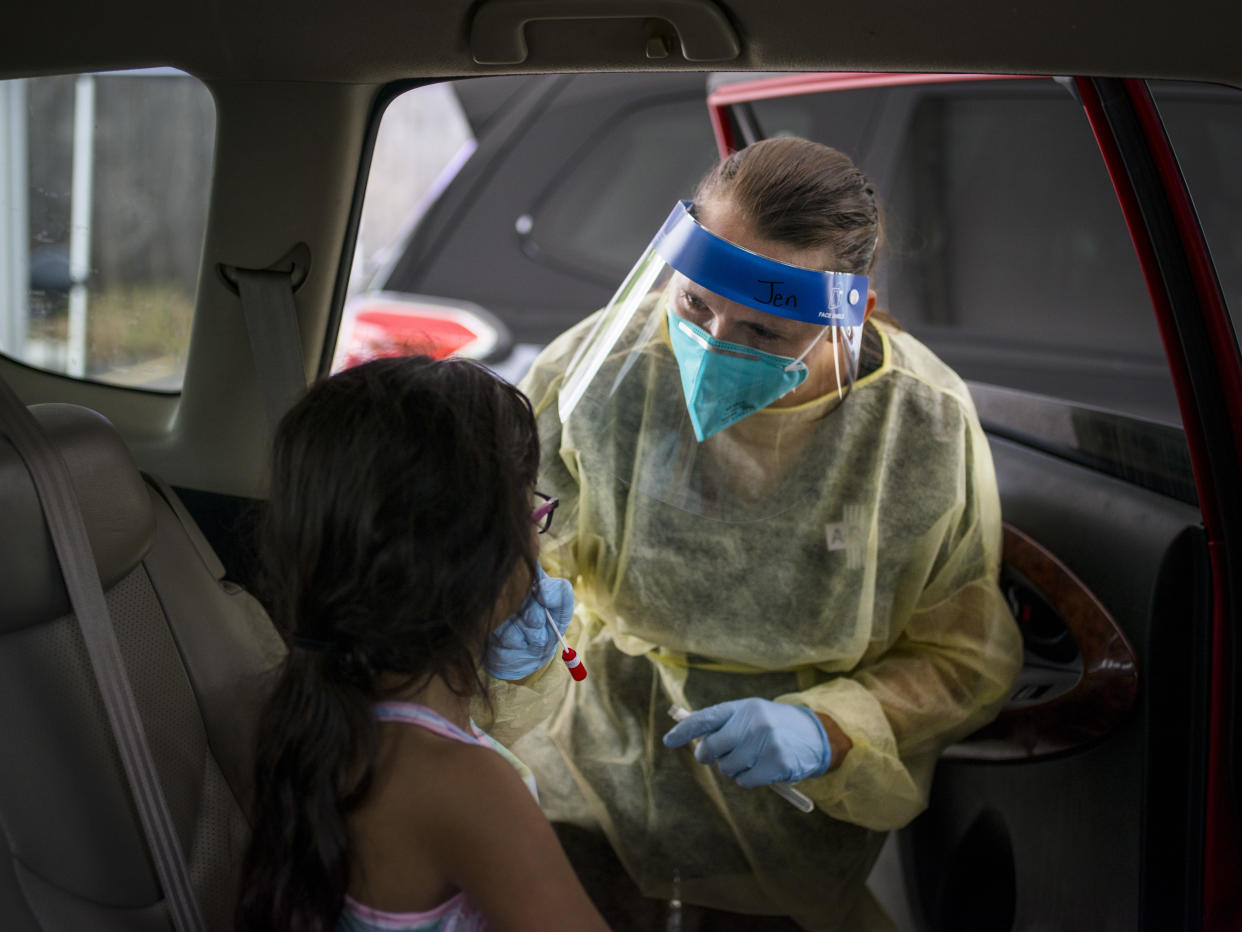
[470,0,741,64]
[219,243,312,429]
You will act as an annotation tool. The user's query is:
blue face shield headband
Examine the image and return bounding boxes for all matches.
[652,201,869,329]
[653,201,869,440]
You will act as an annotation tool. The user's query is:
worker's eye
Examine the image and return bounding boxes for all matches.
[680,292,710,314]
[679,290,710,316]
[743,321,782,343]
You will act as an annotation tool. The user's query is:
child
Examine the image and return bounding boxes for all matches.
[235,356,607,932]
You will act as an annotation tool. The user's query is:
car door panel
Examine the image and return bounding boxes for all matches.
[904,430,1201,930]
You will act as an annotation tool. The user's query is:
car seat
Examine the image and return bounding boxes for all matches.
[0,402,285,931]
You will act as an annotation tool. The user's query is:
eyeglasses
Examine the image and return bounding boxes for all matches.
[531,491,559,534]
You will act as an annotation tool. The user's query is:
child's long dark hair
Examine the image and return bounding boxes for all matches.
[235,356,540,932]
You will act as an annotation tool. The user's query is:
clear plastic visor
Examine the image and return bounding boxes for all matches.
[552,202,869,521]
[559,201,868,426]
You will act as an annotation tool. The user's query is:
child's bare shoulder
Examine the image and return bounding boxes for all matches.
[362,723,609,930]
[380,726,534,828]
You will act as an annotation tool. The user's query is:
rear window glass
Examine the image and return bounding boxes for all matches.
[0,68,214,391]
[335,82,476,373]
[749,78,1179,425]
[735,76,1202,503]
[347,82,474,301]
[527,96,718,281]
[336,75,717,381]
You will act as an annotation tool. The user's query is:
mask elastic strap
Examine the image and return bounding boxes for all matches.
[790,325,858,402]
[832,328,843,400]
[783,325,831,372]
[839,327,861,398]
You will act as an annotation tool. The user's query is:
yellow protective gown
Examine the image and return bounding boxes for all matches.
[484,299,1023,931]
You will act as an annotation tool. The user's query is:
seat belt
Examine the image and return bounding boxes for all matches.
[223,246,310,429]
[0,378,207,932]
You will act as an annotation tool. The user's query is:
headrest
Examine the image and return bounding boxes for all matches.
[0,403,155,633]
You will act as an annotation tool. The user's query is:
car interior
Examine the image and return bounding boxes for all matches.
[1,1,1240,930]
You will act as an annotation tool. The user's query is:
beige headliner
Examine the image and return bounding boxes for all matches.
[5,0,1240,85]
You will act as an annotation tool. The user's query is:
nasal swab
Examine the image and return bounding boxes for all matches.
[546,609,587,681]
[668,705,814,813]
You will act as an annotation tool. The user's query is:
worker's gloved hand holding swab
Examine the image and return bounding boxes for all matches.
[665,701,823,813]
[484,564,577,680]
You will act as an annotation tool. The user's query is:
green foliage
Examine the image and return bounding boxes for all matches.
[26,282,193,388]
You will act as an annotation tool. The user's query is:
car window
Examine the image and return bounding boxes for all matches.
[0,68,214,391]
[336,75,718,380]
[526,96,718,282]
[335,81,479,373]
[348,82,474,299]
[743,77,1197,502]
[337,74,1207,485]
[754,79,1179,424]
[887,84,1171,410]
[1149,79,1242,350]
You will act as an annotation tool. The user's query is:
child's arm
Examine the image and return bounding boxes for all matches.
[426,741,609,931]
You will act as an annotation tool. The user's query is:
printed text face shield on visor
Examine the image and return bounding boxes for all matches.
[554,201,868,520]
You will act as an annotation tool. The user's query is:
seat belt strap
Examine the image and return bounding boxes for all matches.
[0,380,207,932]
[231,267,307,428]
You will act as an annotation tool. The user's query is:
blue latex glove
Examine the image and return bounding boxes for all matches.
[484,564,573,680]
[662,698,832,788]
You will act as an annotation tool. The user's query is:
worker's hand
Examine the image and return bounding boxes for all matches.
[484,565,573,680]
[662,698,832,787]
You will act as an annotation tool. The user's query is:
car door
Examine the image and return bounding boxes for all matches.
[711,74,1242,930]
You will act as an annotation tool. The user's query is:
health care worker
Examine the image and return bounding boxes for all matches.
[484,137,1024,930]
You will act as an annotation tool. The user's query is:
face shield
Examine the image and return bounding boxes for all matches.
[553,201,870,521]
[560,201,868,439]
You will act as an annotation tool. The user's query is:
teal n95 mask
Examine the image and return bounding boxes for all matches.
[668,309,828,441]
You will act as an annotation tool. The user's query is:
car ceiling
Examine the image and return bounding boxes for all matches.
[4,0,1241,85]
[2,0,1238,499]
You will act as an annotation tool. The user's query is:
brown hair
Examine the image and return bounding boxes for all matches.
[695,135,898,365]
[694,136,881,276]
[237,356,540,932]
